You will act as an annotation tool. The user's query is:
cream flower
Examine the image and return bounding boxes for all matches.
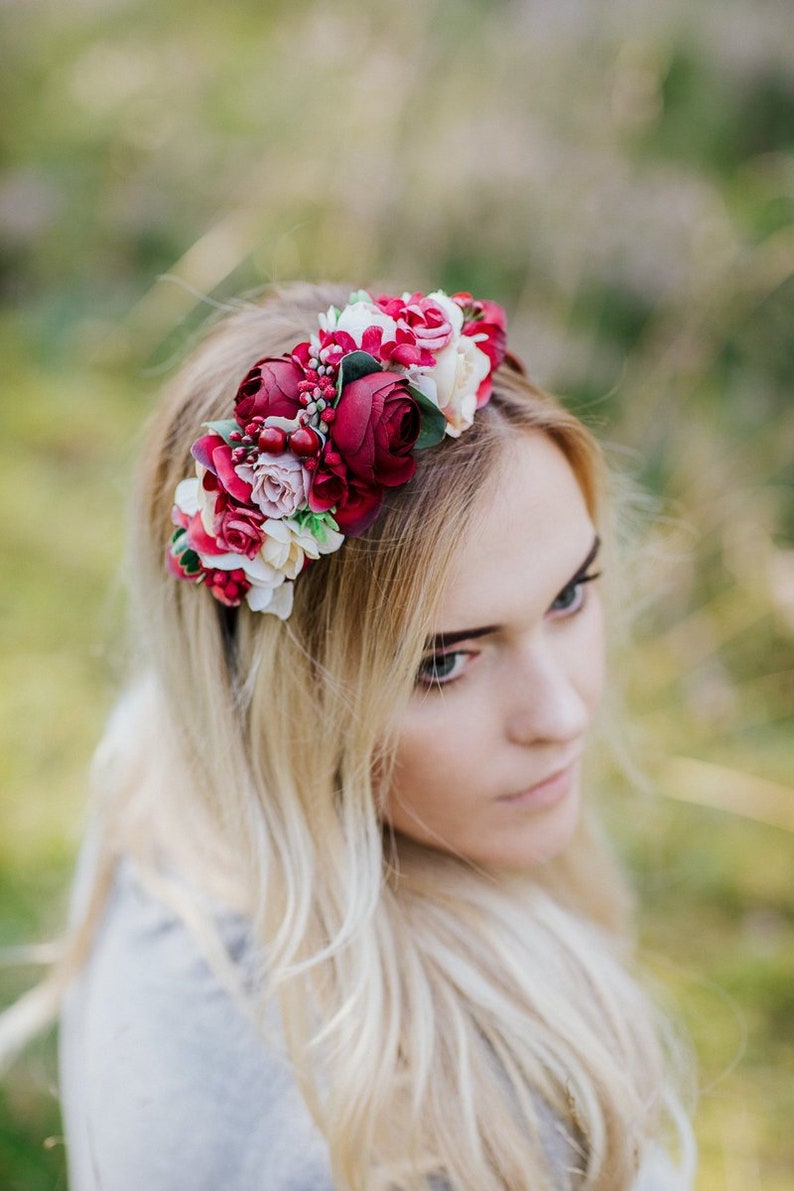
[410,334,491,438]
[246,578,294,619]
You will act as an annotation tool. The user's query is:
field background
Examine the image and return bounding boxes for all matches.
[1,0,792,1187]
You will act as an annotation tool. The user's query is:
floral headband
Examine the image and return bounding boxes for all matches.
[168,288,507,618]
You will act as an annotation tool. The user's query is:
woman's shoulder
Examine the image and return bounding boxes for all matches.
[59,851,334,1191]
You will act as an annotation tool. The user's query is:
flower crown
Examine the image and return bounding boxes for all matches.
[168,288,507,618]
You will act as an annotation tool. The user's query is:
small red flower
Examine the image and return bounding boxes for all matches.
[204,567,251,607]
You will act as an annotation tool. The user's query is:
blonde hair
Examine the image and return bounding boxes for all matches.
[4,283,694,1189]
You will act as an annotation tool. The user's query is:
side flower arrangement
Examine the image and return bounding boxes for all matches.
[169,289,507,618]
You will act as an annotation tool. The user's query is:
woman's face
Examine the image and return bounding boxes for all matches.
[385,431,606,870]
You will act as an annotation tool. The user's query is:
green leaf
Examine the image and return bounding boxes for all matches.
[336,351,382,398]
[293,507,341,540]
[203,419,239,443]
[180,549,202,575]
[408,386,447,449]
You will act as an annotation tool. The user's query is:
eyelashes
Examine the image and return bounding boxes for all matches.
[548,570,601,616]
[416,569,603,690]
[415,650,473,688]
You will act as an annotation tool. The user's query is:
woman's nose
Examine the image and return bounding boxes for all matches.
[504,637,593,747]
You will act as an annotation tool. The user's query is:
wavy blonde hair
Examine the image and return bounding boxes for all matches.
[3,283,693,1189]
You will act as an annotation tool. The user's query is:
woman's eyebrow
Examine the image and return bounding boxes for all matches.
[424,625,499,652]
[424,535,602,653]
[575,533,601,577]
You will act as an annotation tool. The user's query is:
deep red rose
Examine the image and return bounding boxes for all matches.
[234,356,304,427]
[307,460,345,514]
[191,434,253,504]
[334,477,384,535]
[309,458,383,536]
[330,371,420,487]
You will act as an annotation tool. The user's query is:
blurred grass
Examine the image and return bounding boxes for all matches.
[1,0,792,1187]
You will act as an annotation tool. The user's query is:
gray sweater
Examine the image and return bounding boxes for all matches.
[59,856,686,1190]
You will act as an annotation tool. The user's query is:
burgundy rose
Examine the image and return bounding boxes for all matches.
[334,476,384,535]
[234,356,304,427]
[307,458,346,515]
[309,458,383,536]
[329,371,420,487]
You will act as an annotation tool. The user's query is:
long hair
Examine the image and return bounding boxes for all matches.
[3,283,694,1189]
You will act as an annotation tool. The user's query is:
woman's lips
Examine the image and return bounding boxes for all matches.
[497,762,578,811]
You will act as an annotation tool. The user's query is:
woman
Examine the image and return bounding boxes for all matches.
[31,283,694,1187]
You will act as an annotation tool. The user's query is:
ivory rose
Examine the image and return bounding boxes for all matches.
[412,334,491,438]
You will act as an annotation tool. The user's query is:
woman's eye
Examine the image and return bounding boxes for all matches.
[416,651,470,688]
[548,571,601,617]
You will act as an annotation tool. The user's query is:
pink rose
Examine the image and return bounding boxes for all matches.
[213,500,264,559]
[235,452,308,519]
[234,357,304,427]
[329,371,420,487]
[359,324,435,369]
[375,292,455,352]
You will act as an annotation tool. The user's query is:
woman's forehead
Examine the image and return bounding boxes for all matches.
[431,433,596,634]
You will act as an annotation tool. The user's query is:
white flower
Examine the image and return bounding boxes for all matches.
[175,467,221,535]
[174,477,199,516]
[242,517,344,619]
[419,334,491,438]
[246,579,294,619]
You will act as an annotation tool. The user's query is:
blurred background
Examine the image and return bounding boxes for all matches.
[1,0,792,1186]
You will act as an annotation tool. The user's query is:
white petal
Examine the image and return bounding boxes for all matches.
[174,478,200,515]
[425,291,464,333]
[263,582,295,619]
[197,550,245,572]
